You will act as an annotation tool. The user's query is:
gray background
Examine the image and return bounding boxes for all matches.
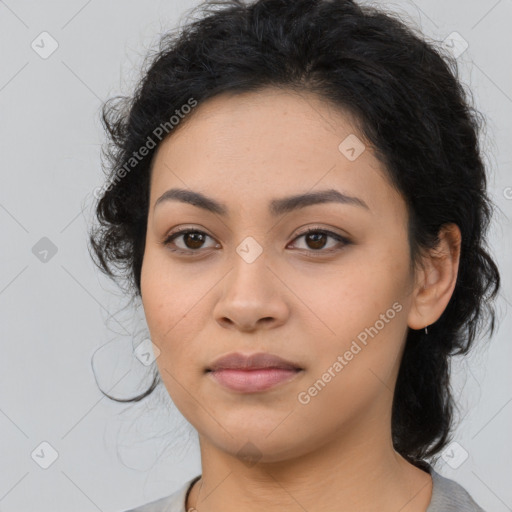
[0,1,511,511]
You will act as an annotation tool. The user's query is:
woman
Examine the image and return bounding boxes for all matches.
[89,0,501,510]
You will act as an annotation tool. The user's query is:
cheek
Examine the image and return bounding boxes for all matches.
[141,282,199,413]
[140,254,185,374]
[141,249,191,333]
[294,254,407,339]
[296,250,410,383]
[140,251,208,381]
[291,280,407,433]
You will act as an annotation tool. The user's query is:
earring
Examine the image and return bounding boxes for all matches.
[425,325,429,335]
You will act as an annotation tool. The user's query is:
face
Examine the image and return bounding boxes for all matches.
[140,88,419,464]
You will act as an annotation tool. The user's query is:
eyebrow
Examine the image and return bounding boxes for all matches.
[154,187,370,216]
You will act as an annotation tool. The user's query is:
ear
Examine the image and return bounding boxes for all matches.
[407,223,462,330]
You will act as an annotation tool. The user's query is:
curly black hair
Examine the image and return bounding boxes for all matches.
[88,0,501,466]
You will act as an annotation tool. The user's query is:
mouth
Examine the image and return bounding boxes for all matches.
[205,352,304,393]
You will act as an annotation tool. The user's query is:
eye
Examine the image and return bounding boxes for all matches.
[162,228,219,254]
[288,227,351,257]
[161,226,351,257]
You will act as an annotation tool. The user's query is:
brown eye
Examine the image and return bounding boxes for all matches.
[162,227,351,258]
[304,232,329,250]
[289,228,351,255]
[163,229,218,253]
[181,232,207,249]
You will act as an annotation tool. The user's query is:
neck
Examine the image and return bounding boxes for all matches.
[187,419,432,512]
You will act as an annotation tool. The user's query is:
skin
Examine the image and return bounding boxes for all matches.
[140,87,461,512]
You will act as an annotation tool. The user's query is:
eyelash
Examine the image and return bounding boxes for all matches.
[161,226,352,258]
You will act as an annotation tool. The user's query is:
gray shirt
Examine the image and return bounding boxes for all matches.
[123,464,485,511]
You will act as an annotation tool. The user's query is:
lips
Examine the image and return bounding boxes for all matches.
[206,352,303,372]
[205,352,304,392]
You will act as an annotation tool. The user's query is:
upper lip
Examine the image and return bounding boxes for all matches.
[206,352,303,372]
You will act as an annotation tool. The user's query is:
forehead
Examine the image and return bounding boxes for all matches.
[149,88,405,222]
[155,88,361,164]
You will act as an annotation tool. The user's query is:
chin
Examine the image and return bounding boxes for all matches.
[205,427,313,466]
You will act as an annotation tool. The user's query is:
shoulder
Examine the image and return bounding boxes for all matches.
[427,465,486,512]
[121,475,200,512]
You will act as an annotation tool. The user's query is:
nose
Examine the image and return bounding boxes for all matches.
[213,246,290,332]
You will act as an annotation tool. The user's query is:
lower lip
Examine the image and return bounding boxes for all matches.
[208,368,301,392]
